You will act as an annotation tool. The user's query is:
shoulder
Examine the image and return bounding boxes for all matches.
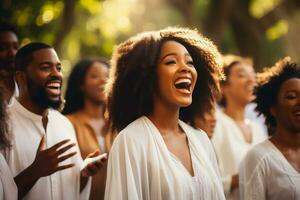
[65,112,82,125]
[48,109,75,130]
[241,140,272,174]
[112,116,150,146]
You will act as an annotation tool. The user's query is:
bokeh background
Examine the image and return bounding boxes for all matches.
[1,0,300,76]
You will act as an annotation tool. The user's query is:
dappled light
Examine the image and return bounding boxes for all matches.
[1,0,299,74]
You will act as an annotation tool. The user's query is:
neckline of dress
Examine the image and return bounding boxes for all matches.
[143,116,196,178]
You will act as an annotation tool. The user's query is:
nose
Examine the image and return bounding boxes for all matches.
[179,62,191,73]
[50,66,63,79]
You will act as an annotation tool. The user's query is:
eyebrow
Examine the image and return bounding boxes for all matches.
[160,52,191,62]
[38,61,61,66]
[285,90,298,93]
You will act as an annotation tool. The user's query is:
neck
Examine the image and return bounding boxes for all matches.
[82,100,104,119]
[224,100,246,123]
[17,92,45,115]
[273,126,300,149]
[147,98,180,135]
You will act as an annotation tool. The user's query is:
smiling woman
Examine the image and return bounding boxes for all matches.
[239,58,300,200]
[104,27,225,200]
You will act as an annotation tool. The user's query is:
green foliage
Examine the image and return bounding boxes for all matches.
[1,0,299,74]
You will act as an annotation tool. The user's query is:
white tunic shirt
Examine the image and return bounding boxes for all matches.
[211,109,267,199]
[239,139,300,200]
[105,116,225,200]
[5,99,90,200]
[0,153,17,200]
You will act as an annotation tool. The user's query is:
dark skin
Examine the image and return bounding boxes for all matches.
[148,41,197,177]
[270,78,300,173]
[222,62,256,190]
[0,31,19,101]
[14,48,105,198]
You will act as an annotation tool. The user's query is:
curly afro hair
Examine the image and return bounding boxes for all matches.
[106,27,223,132]
[255,57,300,135]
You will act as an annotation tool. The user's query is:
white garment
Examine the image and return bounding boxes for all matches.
[239,139,300,200]
[105,116,225,200]
[0,153,17,200]
[5,99,91,200]
[245,103,267,134]
[6,81,19,107]
[211,109,267,199]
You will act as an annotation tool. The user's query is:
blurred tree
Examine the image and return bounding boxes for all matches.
[1,0,299,72]
[165,0,300,69]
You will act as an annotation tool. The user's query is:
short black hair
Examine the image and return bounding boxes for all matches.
[0,22,19,37]
[255,57,300,134]
[15,42,52,71]
[106,27,223,132]
[63,58,110,115]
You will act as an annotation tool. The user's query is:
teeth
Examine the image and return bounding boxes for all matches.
[47,83,61,88]
[175,78,191,85]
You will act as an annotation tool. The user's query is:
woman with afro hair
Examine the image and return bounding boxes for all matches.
[104,27,225,200]
[239,57,300,199]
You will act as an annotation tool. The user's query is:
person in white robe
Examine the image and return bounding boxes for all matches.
[239,58,300,199]
[104,27,225,200]
[211,55,267,199]
[5,42,106,199]
[212,108,267,199]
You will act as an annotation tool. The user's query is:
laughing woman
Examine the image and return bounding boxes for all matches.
[239,58,300,199]
[104,27,225,200]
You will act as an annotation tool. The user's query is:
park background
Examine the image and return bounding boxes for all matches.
[1,0,300,81]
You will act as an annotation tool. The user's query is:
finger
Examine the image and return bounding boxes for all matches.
[56,163,75,172]
[100,156,108,162]
[55,143,76,156]
[57,152,77,163]
[49,139,71,151]
[86,149,100,158]
[93,160,104,169]
[37,135,46,152]
[85,163,99,175]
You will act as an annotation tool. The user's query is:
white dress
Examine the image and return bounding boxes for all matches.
[0,153,17,200]
[211,109,267,199]
[5,99,91,200]
[105,116,225,200]
[239,139,300,200]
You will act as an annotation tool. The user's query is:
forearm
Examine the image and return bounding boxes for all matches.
[14,164,40,199]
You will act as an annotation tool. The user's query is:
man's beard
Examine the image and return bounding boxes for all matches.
[27,77,62,110]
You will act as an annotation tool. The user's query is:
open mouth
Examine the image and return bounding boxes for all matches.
[174,78,192,94]
[294,111,300,117]
[46,82,61,96]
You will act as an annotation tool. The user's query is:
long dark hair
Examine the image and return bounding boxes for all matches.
[63,58,109,115]
[106,27,223,132]
[0,82,10,150]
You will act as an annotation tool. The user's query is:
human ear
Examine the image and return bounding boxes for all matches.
[15,71,27,91]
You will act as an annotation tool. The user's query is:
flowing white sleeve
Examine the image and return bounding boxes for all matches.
[105,132,145,200]
[239,149,266,200]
